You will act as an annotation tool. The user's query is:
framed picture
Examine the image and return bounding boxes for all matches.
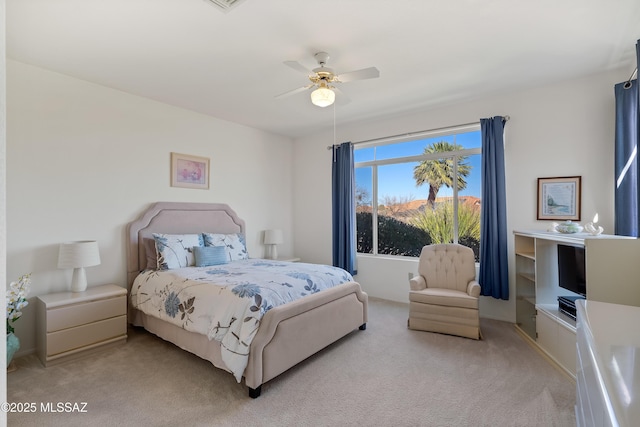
[537,176,581,221]
[170,152,210,189]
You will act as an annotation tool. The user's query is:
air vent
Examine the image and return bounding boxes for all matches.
[204,0,246,12]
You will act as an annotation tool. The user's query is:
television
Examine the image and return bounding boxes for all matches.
[557,244,586,297]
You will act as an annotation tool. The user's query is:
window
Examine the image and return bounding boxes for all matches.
[355,125,482,261]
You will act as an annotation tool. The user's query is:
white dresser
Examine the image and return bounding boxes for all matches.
[576,299,640,427]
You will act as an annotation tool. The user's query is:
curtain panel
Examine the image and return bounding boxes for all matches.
[614,39,640,236]
[332,142,357,275]
[479,117,509,300]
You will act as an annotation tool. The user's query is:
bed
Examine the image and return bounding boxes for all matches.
[126,202,368,398]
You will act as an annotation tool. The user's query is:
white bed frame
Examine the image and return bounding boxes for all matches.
[126,202,368,398]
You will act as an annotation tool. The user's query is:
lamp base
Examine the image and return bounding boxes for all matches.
[70,267,88,292]
[269,244,278,260]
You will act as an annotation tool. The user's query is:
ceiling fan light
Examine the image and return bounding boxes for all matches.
[310,87,335,107]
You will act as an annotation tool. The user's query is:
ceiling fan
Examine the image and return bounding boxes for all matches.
[276,52,380,107]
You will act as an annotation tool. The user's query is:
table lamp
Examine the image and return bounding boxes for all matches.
[58,240,101,292]
[263,229,283,260]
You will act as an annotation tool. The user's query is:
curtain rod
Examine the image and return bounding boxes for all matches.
[623,67,638,89]
[326,116,510,150]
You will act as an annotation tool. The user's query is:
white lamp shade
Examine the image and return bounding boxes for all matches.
[310,86,335,107]
[264,229,284,245]
[58,241,101,268]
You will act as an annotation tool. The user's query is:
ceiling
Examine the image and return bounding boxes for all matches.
[7,0,640,139]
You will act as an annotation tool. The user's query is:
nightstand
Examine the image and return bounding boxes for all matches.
[36,284,127,366]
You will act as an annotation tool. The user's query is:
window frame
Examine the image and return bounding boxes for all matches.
[354,123,481,258]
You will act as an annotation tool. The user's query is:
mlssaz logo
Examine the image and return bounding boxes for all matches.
[40,402,88,413]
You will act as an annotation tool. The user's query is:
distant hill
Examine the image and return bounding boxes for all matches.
[357,196,481,221]
[385,196,480,211]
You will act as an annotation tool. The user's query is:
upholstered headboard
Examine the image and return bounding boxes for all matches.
[126,202,246,289]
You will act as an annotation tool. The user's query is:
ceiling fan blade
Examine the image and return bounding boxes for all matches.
[283,60,312,75]
[337,66,380,83]
[333,86,351,105]
[274,84,314,99]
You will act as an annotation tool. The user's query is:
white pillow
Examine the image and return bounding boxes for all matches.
[202,233,249,261]
[153,233,204,270]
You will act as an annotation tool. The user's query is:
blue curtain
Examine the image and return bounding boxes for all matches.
[332,142,357,275]
[614,39,640,236]
[479,117,509,300]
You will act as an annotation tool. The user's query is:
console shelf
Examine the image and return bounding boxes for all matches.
[513,230,640,378]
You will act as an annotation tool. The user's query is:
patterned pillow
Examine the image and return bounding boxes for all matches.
[152,233,204,270]
[202,233,249,261]
[194,246,228,267]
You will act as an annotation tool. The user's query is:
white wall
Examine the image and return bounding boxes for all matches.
[293,68,628,322]
[7,60,294,355]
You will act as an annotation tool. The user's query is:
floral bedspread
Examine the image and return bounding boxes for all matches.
[130,259,353,382]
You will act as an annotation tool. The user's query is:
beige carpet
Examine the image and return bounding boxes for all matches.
[7,298,576,426]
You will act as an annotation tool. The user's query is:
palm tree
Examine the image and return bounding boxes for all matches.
[413,141,471,206]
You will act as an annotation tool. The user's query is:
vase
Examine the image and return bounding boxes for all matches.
[7,332,20,367]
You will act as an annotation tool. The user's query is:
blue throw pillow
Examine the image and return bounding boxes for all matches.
[194,245,228,267]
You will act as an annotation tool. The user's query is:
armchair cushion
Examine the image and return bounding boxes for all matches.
[409,288,479,310]
[418,244,476,293]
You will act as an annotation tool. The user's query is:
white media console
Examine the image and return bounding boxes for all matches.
[513,230,640,378]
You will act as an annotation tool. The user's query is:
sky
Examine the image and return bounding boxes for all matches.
[354,131,482,204]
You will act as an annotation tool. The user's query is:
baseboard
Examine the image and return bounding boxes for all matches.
[514,324,576,383]
[14,346,36,359]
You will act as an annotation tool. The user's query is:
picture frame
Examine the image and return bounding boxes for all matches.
[170,152,210,190]
[537,176,581,221]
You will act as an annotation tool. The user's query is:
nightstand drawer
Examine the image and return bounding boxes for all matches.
[46,315,127,356]
[46,295,126,332]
